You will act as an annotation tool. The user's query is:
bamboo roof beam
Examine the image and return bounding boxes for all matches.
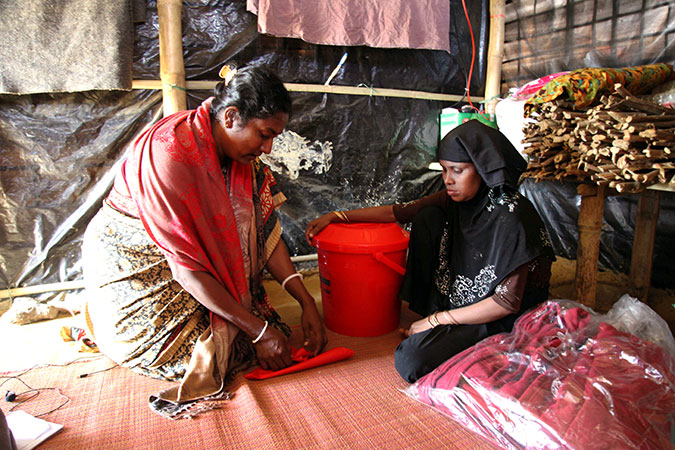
[132,79,475,103]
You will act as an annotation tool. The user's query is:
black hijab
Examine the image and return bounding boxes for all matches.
[433,120,553,309]
[437,119,527,189]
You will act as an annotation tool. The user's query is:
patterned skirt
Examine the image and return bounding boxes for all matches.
[82,204,212,381]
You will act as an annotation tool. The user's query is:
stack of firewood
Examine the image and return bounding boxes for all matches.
[521,84,675,192]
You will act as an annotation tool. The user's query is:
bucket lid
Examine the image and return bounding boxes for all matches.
[313,223,410,254]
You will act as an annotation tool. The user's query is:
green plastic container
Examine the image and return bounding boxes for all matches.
[440,107,497,139]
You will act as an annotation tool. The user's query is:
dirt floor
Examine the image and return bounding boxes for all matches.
[1,257,673,372]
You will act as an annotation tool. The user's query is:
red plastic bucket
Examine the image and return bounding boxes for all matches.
[312,223,410,337]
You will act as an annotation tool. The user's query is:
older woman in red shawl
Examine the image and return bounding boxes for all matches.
[82,65,326,418]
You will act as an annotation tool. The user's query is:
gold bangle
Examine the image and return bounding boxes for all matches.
[444,310,458,325]
[428,311,441,328]
[333,210,350,223]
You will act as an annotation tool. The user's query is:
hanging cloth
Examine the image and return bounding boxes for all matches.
[247,0,451,52]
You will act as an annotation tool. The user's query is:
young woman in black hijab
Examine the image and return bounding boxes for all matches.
[305,120,555,382]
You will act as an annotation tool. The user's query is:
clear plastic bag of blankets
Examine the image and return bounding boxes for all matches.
[404,295,675,450]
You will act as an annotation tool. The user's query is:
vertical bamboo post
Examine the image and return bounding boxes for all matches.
[575,183,606,309]
[485,0,505,120]
[628,190,660,302]
[158,0,186,116]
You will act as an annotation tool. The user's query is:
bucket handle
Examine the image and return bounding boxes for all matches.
[373,252,406,276]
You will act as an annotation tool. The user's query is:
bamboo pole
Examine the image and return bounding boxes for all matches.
[485,0,506,119]
[0,281,85,300]
[131,80,475,103]
[157,0,186,116]
[0,255,318,300]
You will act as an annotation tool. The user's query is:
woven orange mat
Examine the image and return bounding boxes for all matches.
[1,315,496,449]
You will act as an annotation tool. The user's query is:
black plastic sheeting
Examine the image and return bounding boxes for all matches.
[133,1,487,95]
[0,90,162,289]
[2,1,673,293]
[0,0,487,290]
[520,179,675,290]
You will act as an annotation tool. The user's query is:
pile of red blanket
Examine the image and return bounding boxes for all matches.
[407,301,674,449]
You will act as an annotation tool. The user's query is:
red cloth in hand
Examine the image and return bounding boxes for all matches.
[244,347,354,380]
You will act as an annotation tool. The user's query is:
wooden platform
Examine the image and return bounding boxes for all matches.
[575,183,671,308]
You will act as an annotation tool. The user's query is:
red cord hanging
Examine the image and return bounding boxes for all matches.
[461,0,490,121]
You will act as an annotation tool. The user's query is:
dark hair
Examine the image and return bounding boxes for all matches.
[210,65,292,124]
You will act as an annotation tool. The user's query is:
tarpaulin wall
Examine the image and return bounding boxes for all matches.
[501,0,675,93]
[0,0,488,291]
[2,0,674,294]
[519,179,675,291]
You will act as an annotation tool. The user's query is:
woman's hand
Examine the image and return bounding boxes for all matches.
[264,239,328,357]
[402,317,434,338]
[301,304,327,356]
[254,326,293,371]
[305,213,337,245]
[305,206,397,245]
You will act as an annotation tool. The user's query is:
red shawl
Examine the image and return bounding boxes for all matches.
[108,100,289,416]
[107,99,249,303]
